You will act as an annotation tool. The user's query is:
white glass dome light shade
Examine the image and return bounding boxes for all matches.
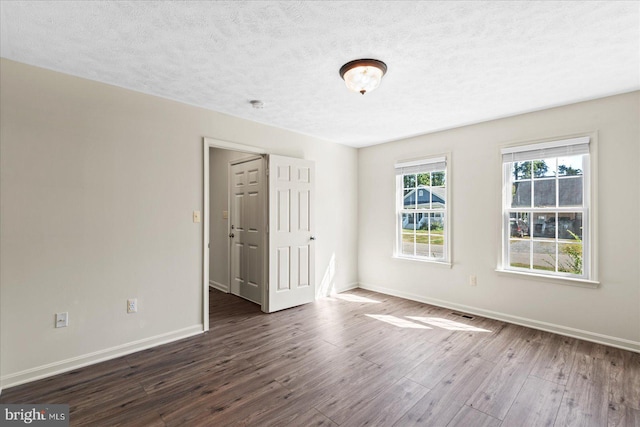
[339,59,387,95]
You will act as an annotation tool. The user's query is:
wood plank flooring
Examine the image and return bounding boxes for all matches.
[2,288,639,426]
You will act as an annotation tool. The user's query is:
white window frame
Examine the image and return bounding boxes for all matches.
[499,136,597,283]
[394,155,450,264]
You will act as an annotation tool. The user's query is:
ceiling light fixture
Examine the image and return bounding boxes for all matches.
[339,59,387,95]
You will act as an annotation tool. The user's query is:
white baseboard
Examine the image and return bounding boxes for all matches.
[1,324,203,390]
[333,282,359,293]
[209,280,229,293]
[358,283,640,354]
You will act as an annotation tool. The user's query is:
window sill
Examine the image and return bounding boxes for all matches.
[495,268,600,288]
[393,255,452,268]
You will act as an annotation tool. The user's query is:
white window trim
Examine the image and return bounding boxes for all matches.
[394,154,451,264]
[497,133,598,283]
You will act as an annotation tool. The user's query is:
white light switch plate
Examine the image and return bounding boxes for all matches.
[223,210,228,219]
[55,312,69,328]
[193,210,201,223]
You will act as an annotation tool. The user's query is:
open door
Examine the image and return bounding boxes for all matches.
[267,155,315,313]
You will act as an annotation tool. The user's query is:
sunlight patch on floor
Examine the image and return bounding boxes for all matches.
[407,316,492,332]
[333,294,381,304]
[365,314,432,329]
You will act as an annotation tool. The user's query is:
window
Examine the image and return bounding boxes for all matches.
[501,137,592,280]
[395,156,449,262]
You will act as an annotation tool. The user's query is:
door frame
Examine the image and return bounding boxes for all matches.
[202,137,267,331]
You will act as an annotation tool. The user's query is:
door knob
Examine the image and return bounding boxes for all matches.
[229,233,235,238]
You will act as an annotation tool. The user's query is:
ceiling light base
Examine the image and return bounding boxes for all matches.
[339,59,387,95]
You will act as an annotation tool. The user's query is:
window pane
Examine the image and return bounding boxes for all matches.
[512,161,531,180]
[558,156,583,176]
[403,174,416,189]
[416,188,430,209]
[404,174,416,188]
[558,243,583,275]
[401,213,415,230]
[417,173,430,186]
[403,190,416,209]
[401,233,415,256]
[415,230,429,257]
[511,181,531,207]
[558,177,583,206]
[432,171,445,186]
[416,213,428,230]
[430,212,444,232]
[429,234,444,259]
[509,239,530,269]
[509,212,530,238]
[557,213,582,240]
[533,158,556,178]
[431,186,446,209]
[534,179,556,207]
[430,213,445,259]
[532,212,553,238]
[532,241,556,272]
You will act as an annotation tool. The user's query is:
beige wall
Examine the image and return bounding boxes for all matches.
[358,91,640,351]
[0,59,359,387]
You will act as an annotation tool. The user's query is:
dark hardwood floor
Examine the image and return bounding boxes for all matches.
[2,288,639,426]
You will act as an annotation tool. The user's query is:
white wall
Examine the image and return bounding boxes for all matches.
[208,148,253,291]
[0,59,359,387]
[358,91,640,351]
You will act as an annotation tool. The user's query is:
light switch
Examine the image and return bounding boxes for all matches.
[55,312,68,328]
[193,210,201,223]
[223,210,228,219]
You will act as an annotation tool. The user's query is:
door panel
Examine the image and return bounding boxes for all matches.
[268,155,315,312]
[277,247,290,290]
[298,190,310,231]
[231,242,243,294]
[277,190,290,232]
[247,245,259,288]
[229,158,264,305]
[232,194,243,231]
[298,246,309,287]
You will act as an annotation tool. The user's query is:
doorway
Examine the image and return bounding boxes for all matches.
[203,139,267,331]
[202,138,316,332]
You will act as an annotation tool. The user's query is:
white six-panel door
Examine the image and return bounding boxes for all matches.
[267,155,315,312]
[229,158,264,305]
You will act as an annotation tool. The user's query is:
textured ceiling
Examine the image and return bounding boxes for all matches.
[1,1,639,147]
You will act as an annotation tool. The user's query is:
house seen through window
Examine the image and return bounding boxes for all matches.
[501,137,592,280]
[395,157,448,262]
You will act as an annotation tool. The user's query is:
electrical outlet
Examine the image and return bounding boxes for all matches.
[127,298,137,313]
[55,312,69,328]
[469,275,477,286]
